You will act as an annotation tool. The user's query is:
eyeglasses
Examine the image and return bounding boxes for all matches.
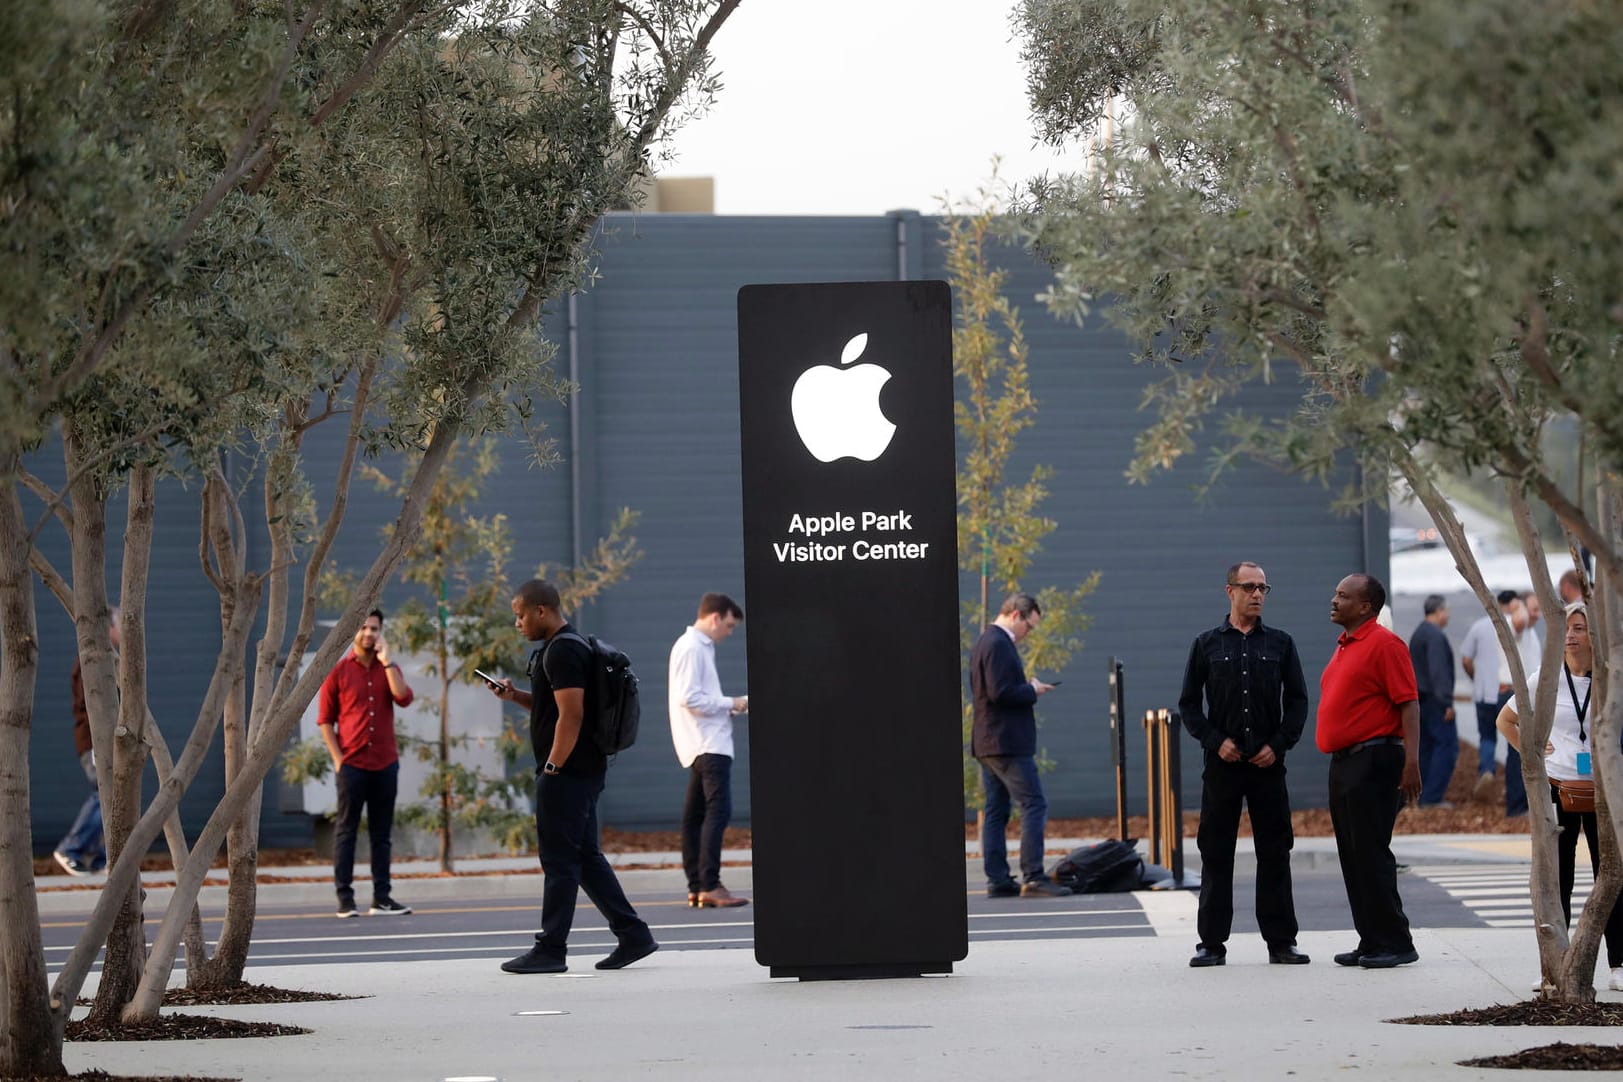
[1228,582,1272,595]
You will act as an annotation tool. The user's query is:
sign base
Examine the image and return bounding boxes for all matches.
[771,962,955,981]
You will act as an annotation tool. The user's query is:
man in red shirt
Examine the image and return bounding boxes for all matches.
[1318,574,1421,969]
[319,608,415,918]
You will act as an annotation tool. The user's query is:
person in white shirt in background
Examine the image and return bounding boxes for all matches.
[1461,590,1521,804]
[668,592,750,908]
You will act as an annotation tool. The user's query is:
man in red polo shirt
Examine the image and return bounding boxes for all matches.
[1318,574,1421,969]
[319,608,415,918]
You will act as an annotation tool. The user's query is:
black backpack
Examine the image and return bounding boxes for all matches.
[1050,840,1145,893]
[545,631,641,755]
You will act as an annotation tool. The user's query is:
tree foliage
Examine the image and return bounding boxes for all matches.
[1014,0,1622,1003]
[292,439,643,867]
[1,0,738,1073]
[945,186,1099,809]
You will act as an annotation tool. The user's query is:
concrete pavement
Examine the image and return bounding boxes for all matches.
[51,833,1623,1082]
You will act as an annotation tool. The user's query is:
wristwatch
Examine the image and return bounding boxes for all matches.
[543,761,560,776]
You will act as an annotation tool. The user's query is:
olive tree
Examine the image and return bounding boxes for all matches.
[945,189,1099,811]
[1015,0,1621,1002]
[295,441,643,870]
[1,0,739,1073]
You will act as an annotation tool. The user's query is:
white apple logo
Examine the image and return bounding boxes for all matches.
[789,333,898,463]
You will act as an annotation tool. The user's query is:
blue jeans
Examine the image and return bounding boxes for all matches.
[534,771,649,956]
[1417,701,1458,806]
[57,751,104,867]
[1474,700,1500,776]
[333,761,399,906]
[1498,689,1527,815]
[979,755,1049,885]
[680,754,732,894]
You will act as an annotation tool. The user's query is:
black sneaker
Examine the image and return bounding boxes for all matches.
[336,900,358,918]
[502,944,567,974]
[596,936,658,971]
[53,851,90,877]
[986,880,1021,898]
[369,898,412,915]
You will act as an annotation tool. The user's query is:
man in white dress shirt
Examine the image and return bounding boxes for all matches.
[668,593,749,908]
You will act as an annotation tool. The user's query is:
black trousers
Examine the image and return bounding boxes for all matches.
[534,771,649,958]
[1196,756,1298,952]
[1551,783,1623,967]
[333,761,398,906]
[681,753,733,894]
[1328,744,1413,954]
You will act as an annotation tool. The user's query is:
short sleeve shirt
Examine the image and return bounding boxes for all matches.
[1316,620,1419,753]
[1534,666,1595,782]
[319,653,413,770]
[528,624,607,779]
[1459,615,1507,703]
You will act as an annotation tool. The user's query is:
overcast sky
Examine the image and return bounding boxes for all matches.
[663,0,1083,215]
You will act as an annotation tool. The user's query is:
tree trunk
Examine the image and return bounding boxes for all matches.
[188,657,262,989]
[1395,453,1575,989]
[62,436,153,1025]
[119,422,458,1021]
[1575,475,1623,1000]
[0,462,66,1077]
[1507,483,1592,1002]
[145,717,209,971]
[49,584,260,1028]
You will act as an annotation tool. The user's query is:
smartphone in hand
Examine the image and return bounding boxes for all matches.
[473,669,504,691]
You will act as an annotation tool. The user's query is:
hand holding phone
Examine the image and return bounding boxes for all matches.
[473,669,504,692]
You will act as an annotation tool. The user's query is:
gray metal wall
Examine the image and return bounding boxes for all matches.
[25,212,1385,851]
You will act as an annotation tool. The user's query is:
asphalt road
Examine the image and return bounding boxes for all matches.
[41,859,1516,972]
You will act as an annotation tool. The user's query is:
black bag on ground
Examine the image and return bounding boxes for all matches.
[545,631,641,754]
[1050,840,1144,893]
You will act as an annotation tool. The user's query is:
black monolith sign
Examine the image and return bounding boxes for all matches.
[737,280,966,979]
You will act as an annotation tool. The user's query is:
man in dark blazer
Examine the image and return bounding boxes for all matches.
[971,592,1065,897]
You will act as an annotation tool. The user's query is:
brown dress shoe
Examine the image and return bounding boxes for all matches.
[695,886,750,908]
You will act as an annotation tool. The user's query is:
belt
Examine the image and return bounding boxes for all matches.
[1331,736,1405,761]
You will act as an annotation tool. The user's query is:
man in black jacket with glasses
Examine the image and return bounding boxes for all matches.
[1180,561,1311,968]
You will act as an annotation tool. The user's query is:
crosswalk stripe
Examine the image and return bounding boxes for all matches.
[1410,863,1606,928]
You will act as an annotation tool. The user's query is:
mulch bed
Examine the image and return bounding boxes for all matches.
[159,981,360,1007]
[2,1072,238,1082]
[1461,1043,1623,1070]
[76,983,362,1009]
[1393,1000,1623,1026]
[66,1014,308,1042]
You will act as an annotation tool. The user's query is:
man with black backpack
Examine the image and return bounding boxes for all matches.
[490,578,657,974]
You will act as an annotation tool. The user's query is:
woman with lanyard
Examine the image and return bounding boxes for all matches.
[1497,601,1623,991]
